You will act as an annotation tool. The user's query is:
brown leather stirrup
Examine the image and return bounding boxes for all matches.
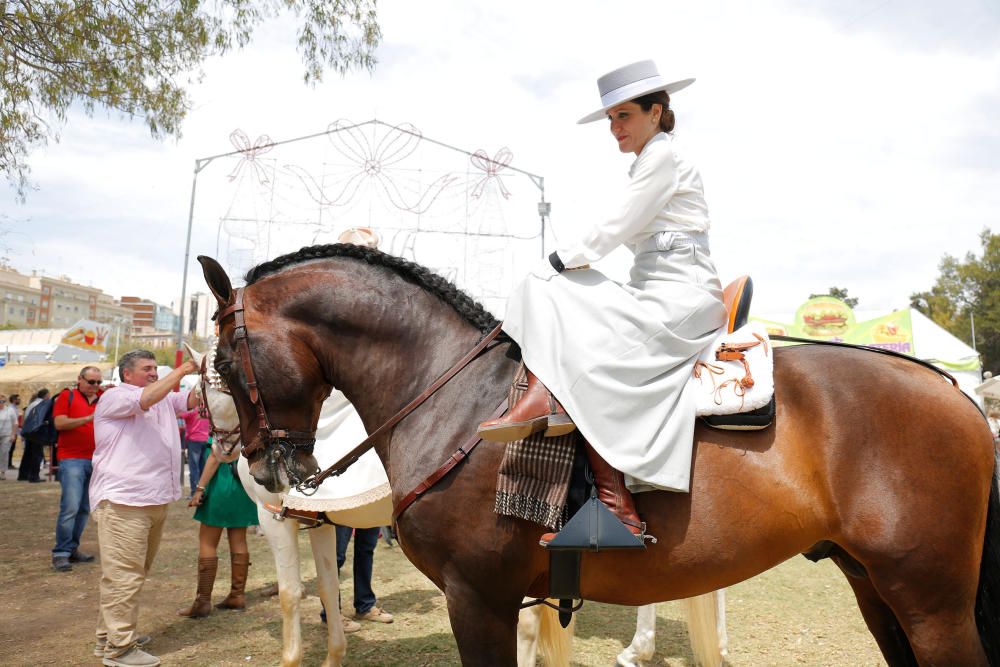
[478,370,576,443]
[540,441,643,545]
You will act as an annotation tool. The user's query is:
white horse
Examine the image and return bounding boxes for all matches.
[191,344,392,667]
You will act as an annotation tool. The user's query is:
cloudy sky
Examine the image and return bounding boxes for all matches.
[2,0,998,319]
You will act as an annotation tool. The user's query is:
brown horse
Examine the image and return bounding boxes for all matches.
[198,245,999,667]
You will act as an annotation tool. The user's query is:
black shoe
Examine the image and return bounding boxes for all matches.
[29,479,42,483]
[70,550,96,563]
[52,556,72,572]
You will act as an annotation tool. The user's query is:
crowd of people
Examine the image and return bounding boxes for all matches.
[0,389,63,482]
[1,356,395,667]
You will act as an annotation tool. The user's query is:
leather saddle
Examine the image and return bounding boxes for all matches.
[701,276,775,430]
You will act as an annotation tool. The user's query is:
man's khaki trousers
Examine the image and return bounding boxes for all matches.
[93,500,169,656]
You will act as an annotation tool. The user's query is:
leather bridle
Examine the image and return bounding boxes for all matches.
[197,354,242,457]
[213,285,506,496]
[215,287,318,482]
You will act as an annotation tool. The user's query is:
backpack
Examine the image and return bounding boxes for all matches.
[21,389,72,443]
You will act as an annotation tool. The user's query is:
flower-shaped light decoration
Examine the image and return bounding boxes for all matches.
[470,147,513,199]
[290,120,456,214]
[227,130,275,184]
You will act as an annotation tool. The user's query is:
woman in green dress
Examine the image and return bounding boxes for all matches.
[177,437,259,618]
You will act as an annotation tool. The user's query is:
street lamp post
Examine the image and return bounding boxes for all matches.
[970,308,977,352]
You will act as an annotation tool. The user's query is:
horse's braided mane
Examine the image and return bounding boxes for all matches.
[244,243,500,333]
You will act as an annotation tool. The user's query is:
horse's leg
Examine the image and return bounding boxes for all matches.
[617,604,656,667]
[869,564,986,667]
[829,551,917,667]
[516,602,542,666]
[260,507,306,667]
[445,584,521,666]
[309,524,345,667]
[714,589,728,658]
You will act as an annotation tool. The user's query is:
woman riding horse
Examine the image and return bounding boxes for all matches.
[197,61,1000,667]
[479,60,726,541]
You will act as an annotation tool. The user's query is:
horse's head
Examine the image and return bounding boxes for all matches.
[183,342,240,432]
[198,255,327,493]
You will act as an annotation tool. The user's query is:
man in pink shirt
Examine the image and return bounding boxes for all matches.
[91,350,198,667]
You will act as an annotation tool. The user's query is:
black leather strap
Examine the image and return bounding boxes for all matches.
[548,251,565,273]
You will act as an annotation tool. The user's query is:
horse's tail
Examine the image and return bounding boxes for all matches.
[976,449,1000,666]
[682,590,728,667]
[536,602,574,667]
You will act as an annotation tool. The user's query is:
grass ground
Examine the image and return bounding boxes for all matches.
[0,474,886,666]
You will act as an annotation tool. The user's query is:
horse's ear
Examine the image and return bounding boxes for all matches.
[198,256,233,306]
[182,342,205,367]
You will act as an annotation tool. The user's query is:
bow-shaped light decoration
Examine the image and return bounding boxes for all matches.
[227,129,275,184]
[290,120,456,214]
[470,147,513,199]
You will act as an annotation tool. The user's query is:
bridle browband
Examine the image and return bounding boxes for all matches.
[213,285,506,495]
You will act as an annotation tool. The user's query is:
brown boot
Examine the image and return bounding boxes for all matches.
[478,370,576,442]
[215,553,251,611]
[177,557,218,618]
[540,441,643,544]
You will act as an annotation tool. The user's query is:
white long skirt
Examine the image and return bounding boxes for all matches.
[502,231,726,492]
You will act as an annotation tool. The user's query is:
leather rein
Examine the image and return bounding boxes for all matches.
[214,286,506,499]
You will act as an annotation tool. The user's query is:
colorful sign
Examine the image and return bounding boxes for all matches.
[60,319,112,353]
[753,298,915,355]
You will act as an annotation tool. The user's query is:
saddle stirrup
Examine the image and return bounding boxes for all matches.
[540,441,651,546]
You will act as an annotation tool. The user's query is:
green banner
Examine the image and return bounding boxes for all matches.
[753,297,915,355]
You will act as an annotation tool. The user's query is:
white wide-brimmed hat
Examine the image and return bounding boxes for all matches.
[578,60,694,124]
[337,226,380,249]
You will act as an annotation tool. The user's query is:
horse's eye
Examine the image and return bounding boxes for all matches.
[215,361,232,374]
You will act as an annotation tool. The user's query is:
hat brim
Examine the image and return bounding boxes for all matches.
[577,77,695,124]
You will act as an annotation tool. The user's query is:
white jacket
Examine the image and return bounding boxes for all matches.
[558,132,710,268]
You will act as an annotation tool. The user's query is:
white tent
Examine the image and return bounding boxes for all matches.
[0,327,105,364]
[908,309,982,403]
[975,376,1000,401]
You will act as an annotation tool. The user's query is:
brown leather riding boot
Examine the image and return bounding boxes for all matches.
[540,442,643,544]
[177,556,218,618]
[215,552,251,611]
[478,370,576,443]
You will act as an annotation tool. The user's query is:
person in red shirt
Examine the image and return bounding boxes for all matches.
[51,366,104,572]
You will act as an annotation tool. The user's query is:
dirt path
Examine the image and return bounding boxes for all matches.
[0,477,885,665]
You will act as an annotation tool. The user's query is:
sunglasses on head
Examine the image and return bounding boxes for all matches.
[83,379,102,385]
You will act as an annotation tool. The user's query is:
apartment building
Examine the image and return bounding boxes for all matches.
[0,266,40,326]
[176,291,215,340]
[95,294,134,329]
[0,265,134,330]
[121,296,179,334]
